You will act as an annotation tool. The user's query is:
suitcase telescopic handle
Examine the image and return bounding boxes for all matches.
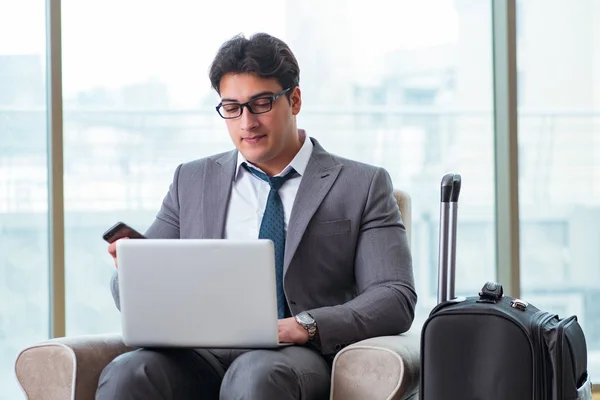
[437,173,461,304]
[440,173,454,202]
[451,174,461,202]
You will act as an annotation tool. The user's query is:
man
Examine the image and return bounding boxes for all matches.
[97,32,417,400]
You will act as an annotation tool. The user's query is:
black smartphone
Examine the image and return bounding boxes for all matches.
[102,221,146,243]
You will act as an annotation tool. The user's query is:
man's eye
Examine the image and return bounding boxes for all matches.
[222,104,240,112]
[251,99,271,107]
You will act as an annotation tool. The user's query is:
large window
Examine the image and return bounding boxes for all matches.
[0,0,49,398]
[60,0,495,334]
[517,0,600,380]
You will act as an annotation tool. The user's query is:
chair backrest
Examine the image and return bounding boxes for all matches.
[393,190,412,248]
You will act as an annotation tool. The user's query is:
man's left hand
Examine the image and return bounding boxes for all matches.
[278,317,309,344]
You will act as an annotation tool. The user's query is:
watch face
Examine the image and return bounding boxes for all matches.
[296,312,314,325]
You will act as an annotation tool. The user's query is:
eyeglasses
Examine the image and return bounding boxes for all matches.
[216,88,291,119]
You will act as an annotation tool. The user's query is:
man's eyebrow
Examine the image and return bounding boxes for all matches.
[220,91,276,103]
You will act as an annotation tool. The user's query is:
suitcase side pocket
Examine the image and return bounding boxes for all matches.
[545,315,582,400]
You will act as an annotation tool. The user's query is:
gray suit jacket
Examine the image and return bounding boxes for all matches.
[111,137,417,355]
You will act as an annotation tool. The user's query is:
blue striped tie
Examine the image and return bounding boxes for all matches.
[243,163,297,319]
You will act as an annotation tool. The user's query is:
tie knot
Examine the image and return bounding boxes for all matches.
[243,163,297,190]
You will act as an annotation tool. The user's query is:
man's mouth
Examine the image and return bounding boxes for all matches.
[243,135,266,144]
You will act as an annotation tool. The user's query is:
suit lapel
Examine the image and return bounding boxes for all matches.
[201,150,237,238]
[284,139,342,273]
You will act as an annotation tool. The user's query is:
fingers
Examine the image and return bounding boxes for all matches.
[277,318,307,344]
[277,320,289,342]
[107,237,129,268]
[108,242,117,257]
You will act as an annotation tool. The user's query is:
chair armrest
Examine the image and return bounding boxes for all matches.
[15,333,132,400]
[330,331,420,400]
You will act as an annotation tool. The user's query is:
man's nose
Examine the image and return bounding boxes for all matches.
[240,107,259,131]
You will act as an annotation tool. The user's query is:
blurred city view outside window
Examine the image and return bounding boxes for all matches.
[0,0,50,398]
[517,0,600,379]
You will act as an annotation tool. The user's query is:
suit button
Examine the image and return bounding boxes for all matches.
[334,344,342,351]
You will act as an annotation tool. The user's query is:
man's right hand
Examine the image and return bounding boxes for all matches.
[108,237,129,268]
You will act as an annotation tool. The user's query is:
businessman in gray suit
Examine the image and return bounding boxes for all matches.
[96,32,417,400]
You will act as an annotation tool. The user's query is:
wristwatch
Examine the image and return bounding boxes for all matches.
[295,311,318,341]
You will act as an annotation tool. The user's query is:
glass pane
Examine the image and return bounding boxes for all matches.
[295,0,496,326]
[0,0,49,398]
[517,0,600,382]
[62,0,495,334]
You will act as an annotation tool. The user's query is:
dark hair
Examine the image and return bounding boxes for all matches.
[209,33,300,96]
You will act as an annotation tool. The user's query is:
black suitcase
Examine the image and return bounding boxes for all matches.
[420,173,593,400]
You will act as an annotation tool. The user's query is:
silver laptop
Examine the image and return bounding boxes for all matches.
[117,239,285,348]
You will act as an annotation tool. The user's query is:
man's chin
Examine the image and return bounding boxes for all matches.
[238,149,271,165]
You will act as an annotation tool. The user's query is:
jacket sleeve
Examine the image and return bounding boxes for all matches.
[307,167,417,355]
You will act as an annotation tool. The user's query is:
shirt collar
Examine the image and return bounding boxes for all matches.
[234,130,314,180]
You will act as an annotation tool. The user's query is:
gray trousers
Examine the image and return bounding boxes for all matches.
[96,345,331,400]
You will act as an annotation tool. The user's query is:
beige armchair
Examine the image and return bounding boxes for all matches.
[15,190,420,400]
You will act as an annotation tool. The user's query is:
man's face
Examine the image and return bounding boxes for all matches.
[218,73,302,172]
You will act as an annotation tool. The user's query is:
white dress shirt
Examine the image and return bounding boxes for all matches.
[224,135,314,240]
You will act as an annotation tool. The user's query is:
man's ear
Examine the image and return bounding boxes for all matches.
[291,87,302,115]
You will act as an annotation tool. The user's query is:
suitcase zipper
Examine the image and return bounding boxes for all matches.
[532,312,556,400]
[555,315,577,399]
[533,311,557,399]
